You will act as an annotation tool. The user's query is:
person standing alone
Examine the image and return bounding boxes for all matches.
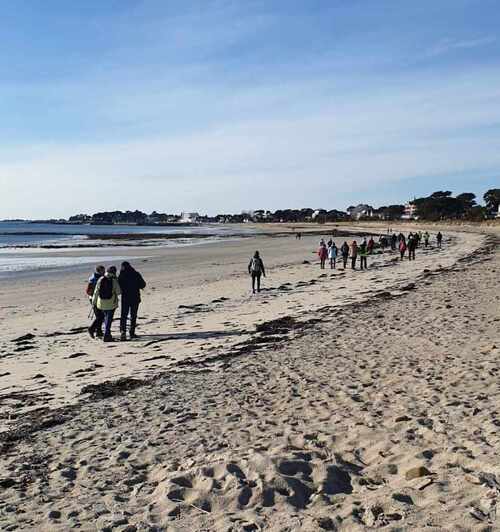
[118,261,146,340]
[248,251,266,293]
[92,266,121,342]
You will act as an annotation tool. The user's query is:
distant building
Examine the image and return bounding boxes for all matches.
[401,201,418,220]
[180,212,200,223]
[347,204,374,220]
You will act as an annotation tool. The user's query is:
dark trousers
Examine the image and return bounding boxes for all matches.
[103,310,115,338]
[409,249,416,260]
[342,255,348,268]
[120,300,140,334]
[351,256,357,269]
[251,273,262,293]
[360,256,367,269]
[89,307,104,336]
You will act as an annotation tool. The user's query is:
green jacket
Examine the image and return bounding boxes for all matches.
[92,274,121,311]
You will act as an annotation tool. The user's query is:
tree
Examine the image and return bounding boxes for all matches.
[484,189,500,213]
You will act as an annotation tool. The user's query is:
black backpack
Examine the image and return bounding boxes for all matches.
[99,277,113,300]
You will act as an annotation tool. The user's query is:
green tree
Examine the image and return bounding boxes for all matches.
[483,189,500,213]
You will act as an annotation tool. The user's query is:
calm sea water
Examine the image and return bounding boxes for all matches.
[0,222,256,277]
[0,222,250,248]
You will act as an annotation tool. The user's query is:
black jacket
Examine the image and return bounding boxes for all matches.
[118,267,146,303]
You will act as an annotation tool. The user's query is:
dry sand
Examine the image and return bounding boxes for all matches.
[0,224,498,531]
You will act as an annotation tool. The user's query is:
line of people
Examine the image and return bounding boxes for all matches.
[317,230,444,270]
[86,261,146,342]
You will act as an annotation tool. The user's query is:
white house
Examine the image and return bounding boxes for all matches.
[180,212,199,223]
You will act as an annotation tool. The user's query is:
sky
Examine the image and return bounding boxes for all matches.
[1,0,499,218]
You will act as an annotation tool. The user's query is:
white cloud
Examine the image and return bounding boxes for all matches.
[1,64,500,218]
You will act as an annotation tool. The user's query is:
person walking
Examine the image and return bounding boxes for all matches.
[248,251,266,293]
[318,243,328,269]
[399,238,407,260]
[424,231,430,247]
[367,236,375,254]
[351,240,358,269]
[359,240,368,270]
[340,241,349,269]
[92,266,121,342]
[437,231,443,248]
[391,233,397,250]
[328,242,338,269]
[118,261,146,341]
[408,235,416,260]
[87,265,105,339]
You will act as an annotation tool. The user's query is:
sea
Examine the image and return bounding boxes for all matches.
[0,222,256,277]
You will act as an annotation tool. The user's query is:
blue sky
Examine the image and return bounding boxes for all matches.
[1,0,499,217]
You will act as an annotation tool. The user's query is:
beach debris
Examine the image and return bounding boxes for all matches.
[405,466,432,480]
[80,377,146,400]
[12,333,36,343]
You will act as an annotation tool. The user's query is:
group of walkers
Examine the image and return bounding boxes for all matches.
[318,236,373,271]
[317,230,444,271]
[86,262,146,342]
[86,230,444,339]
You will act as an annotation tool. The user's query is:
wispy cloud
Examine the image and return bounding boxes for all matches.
[427,36,496,57]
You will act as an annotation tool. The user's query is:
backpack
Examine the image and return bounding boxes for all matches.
[85,282,94,297]
[99,277,113,300]
[250,258,262,274]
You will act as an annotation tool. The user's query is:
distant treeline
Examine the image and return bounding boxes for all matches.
[63,188,500,225]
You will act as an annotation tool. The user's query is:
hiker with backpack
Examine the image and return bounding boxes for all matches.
[248,251,266,293]
[92,266,121,342]
[118,261,146,341]
[87,265,105,339]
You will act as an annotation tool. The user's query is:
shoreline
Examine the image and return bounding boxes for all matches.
[0,225,487,430]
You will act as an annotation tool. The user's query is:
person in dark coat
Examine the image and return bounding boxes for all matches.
[118,261,146,340]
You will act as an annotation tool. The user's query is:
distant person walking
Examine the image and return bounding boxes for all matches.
[118,261,146,341]
[424,231,430,247]
[341,241,349,269]
[248,251,266,293]
[408,235,416,261]
[92,266,121,342]
[351,240,358,269]
[359,240,368,270]
[318,243,328,269]
[328,242,338,269]
[399,239,407,260]
[391,233,397,250]
[367,236,375,254]
[437,231,443,248]
[87,265,105,339]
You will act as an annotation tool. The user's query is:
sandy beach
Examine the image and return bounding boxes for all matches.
[0,223,499,531]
